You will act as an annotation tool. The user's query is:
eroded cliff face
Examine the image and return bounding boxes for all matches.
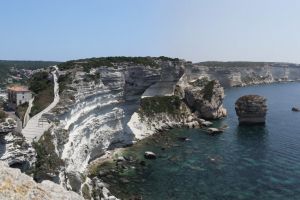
[32,59,300,198]
[181,77,227,119]
[188,62,300,87]
[0,132,36,172]
[44,59,186,195]
[0,161,83,200]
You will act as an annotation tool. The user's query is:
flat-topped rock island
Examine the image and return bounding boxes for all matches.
[235,95,267,125]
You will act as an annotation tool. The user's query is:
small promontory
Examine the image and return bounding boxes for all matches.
[235,95,267,125]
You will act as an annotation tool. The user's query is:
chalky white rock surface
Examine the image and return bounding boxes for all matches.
[0,161,83,200]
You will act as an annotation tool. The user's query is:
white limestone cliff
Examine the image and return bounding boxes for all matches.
[0,161,83,200]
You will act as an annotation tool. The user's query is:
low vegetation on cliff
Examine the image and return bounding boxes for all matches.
[202,80,216,101]
[58,56,180,70]
[29,71,54,116]
[32,130,64,182]
[57,72,73,94]
[15,102,28,123]
[0,110,7,122]
[83,72,101,83]
[138,96,181,120]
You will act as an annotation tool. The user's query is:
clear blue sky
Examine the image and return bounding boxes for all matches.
[1,0,300,63]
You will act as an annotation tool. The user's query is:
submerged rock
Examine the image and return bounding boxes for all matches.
[177,137,190,142]
[235,95,267,125]
[201,121,213,127]
[207,128,223,134]
[144,151,157,159]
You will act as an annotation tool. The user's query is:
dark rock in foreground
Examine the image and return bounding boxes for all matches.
[144,151,157,159]
[235,95,267,125]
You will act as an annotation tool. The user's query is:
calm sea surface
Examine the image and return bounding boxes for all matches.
[100,83,300,200]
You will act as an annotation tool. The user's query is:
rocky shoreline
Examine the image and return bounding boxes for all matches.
[2,58,300,199]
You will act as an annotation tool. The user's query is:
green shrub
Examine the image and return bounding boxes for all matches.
[29,71,54,117]
[83,73,101,83]
[58,56,180,70]
[0,110,7,122]
[190,77,210,87]
[58,73,73,94]
[32,130,64,182]
[202,80,216,101]
[16,102,29,123]
[138,96,181,120]
[82,184,91,200]
[29,71,51,93]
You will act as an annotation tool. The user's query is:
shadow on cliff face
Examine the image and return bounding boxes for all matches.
[0,135,6,158]
[106,100,139,151]
[0,134,31,172]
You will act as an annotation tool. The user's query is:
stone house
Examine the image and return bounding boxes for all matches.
[7,85,32,109]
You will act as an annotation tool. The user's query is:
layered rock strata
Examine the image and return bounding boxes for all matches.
[189,62,300,88]
[0,132,36,172]
[29,58,300,198]
[235,95,267,125]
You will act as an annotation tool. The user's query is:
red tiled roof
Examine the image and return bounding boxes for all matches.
[7,85,30,92]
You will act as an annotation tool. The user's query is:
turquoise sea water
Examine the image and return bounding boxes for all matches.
[101,83,300,200]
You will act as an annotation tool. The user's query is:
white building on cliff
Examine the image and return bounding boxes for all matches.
[7,85,32,109]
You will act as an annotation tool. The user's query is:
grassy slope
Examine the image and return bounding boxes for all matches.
[32,130,64,182]
[29,71,54,117]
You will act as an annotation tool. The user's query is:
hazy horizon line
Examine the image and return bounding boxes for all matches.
[1,56,300,65]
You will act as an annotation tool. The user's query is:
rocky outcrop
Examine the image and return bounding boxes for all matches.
[0,161,83,200]
[183,77,227,119]
[39,59,186,195]
[46,60,300,181]
[128,96,202,140]
[34,58,300,199]
[0,132,35,172]
[235,95,267,125]
[144,151,157,159]
[27,58,228,198]
[51,60,184,175]
[22,58,300,200]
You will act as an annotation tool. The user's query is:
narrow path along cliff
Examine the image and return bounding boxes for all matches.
[22,66,60,142]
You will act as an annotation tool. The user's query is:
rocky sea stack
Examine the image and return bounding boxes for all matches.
[235,95,267,125]
[183,78,227,119]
